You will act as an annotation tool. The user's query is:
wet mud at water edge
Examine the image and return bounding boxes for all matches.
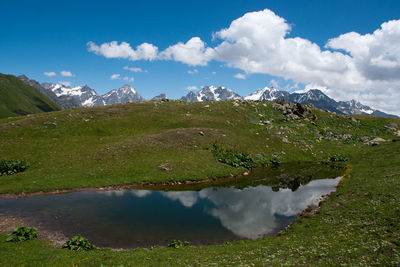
[0,163,345,249]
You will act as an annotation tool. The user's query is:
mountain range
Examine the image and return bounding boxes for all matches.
[16,75,398,118]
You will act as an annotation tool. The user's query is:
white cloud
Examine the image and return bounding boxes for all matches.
[87,41,158,61]
[123,76,134,82]
[59,81,71,87]
[86,10,400,115]
[110,74,120,80]
[123,66,145,72]
[187,69,198,74]
[269,79,279,88]
[43,71,56,77]
[234,73,246,79]
[60,70,74,77]
[212,71,216,75]
[187,86,198,90]
[159,37,215,66]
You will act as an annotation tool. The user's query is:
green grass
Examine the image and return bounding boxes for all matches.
[0,100,399,265]
[0,73,60,118]
[0,100,396,194]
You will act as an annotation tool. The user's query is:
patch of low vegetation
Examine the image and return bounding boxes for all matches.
[0,160,29,176]
[168,240,190,248]
[62,235,97,251]
[329,154,349,162]
[210,142,267,169]
[6,226,37,242]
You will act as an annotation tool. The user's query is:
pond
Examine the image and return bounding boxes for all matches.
[0,163,344,248]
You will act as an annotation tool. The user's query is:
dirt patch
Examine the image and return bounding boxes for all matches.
[0,215,68,247]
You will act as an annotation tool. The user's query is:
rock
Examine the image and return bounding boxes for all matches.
[43,121,57,127]
[158,163,172,171]
[366,137,386,146]
[198,131,205,136]
[203,105,210,108]
[389,123,398,129]
[282,137,289,143]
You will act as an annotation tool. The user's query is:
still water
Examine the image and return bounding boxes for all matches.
[0,164,343,248]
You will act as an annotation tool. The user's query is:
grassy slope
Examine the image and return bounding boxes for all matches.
[0,73,60,118]
[0,100,397,194]
[0,100,399,265]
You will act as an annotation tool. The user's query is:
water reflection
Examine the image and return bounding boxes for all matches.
[0,165,343,248]
[156,177,341,238]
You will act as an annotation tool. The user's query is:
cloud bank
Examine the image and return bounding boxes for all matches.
[87,9,400,114]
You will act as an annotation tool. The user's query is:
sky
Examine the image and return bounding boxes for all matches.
[1,0,400,114]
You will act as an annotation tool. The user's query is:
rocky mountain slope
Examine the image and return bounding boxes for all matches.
[181,86,241,102]
[245,87,397,118]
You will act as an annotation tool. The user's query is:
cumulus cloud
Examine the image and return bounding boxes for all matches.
[159,37,215,66]
[234,73,246,79]
[187,85,198,90]
[60,70,74,77]
[43,71,56,77]
[87,41,158,61]
[86,10,400,114]
[110,74,120,80]
[123,76,134,82]
[123,66,145,72]
[59,81,71,87]
[187,69,198,74]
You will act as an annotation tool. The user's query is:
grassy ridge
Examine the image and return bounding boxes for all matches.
[0,100,397,194]
[0,73,60,118]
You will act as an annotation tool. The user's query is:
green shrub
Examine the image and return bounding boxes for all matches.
[62,235,97,251]
[6,226,38,242]
[0,160,29,175]
[270,158,281,166]
[168,239,190,248]
[210,143,266,169]
[329,154,349,162]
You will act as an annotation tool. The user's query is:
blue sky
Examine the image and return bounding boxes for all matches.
[1,0,400,114]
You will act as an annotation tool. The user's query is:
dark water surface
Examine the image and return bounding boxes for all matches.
[0,164,344,248]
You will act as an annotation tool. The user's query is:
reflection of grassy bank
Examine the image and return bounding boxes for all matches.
[0,100,399,265]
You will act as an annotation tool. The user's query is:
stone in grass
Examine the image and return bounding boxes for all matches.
[366,137,386,146]
[158,163,173,171]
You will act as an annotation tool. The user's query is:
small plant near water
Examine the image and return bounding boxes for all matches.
[168,239,190,248]
[329,154,349,162]
[0,160,29,176]
[62,235,97,251]
[6,226,38,242]
[270,157,281,166]
[210,143,267,169]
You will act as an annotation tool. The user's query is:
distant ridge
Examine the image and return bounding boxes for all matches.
[15,74,399,118]
[0,73,60,118]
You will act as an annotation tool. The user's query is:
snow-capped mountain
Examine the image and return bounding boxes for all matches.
[181,86,241,102]
[102,84,143,105]
[288,89,340,113]
[337,100,373,115]
[43,83,105,107]
[245,88,398,118]
[245,87,289,101]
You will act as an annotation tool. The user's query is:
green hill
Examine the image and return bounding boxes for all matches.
[0,100,399,265]
[0,73,60,118]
